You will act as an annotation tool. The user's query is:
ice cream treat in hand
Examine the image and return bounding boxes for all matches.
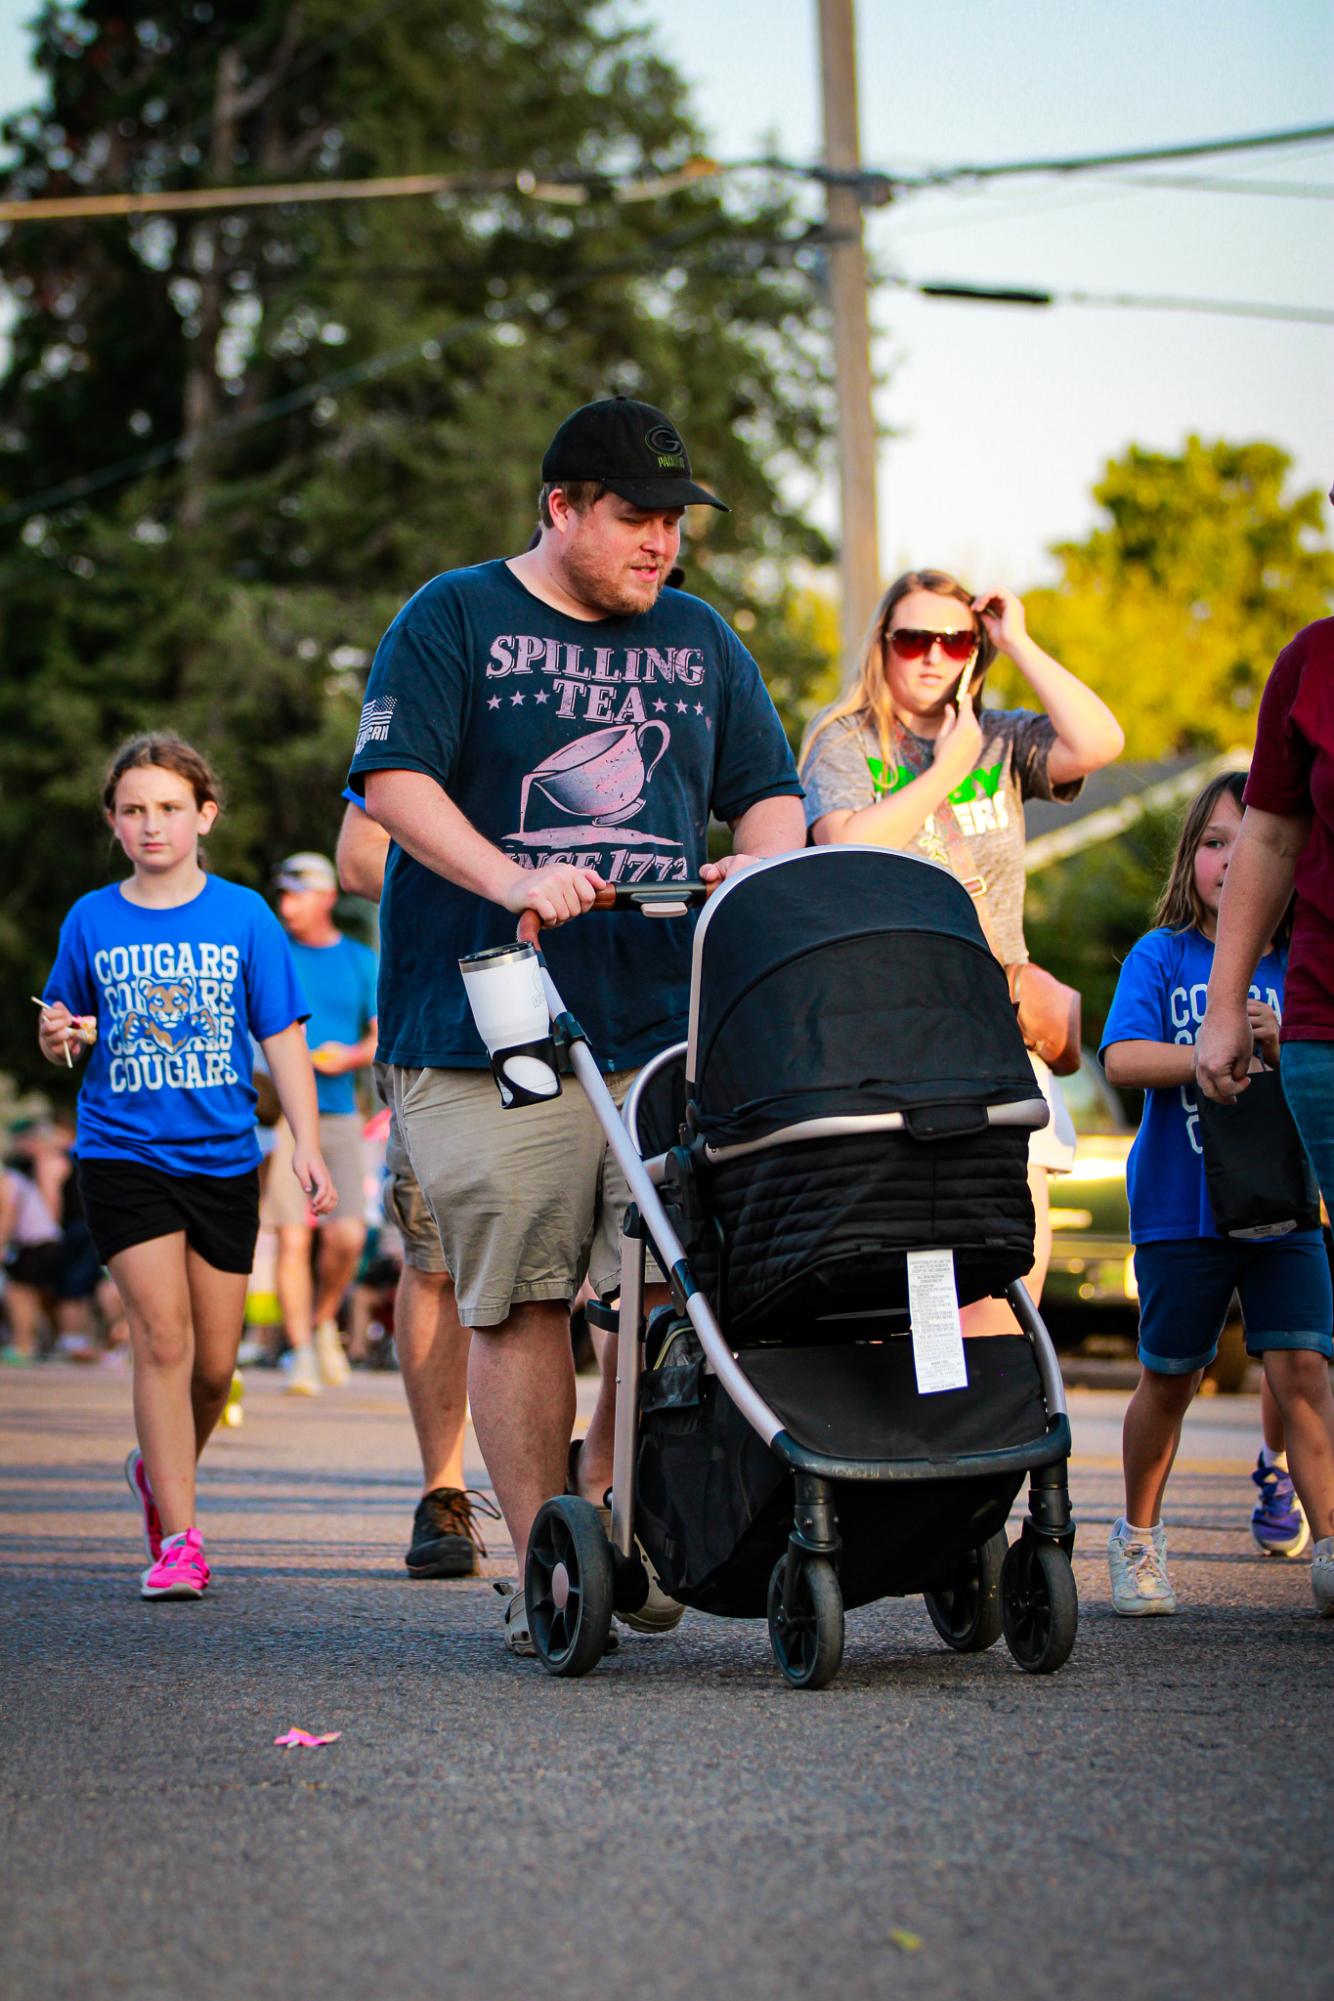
[72,1015,98,1046]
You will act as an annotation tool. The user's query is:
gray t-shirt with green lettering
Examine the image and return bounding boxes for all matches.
[799,706,1081,965]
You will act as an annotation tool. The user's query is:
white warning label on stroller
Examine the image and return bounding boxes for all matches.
[907,1251,968,1395]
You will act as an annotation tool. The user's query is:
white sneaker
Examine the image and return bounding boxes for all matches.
[1312,1537,1334,1617]
[314,1320,350,1387]
[285,1345,322,1397]
[616,1538,686,1634]
[1107,1517,1178,1615]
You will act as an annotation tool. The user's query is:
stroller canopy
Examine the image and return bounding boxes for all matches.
[686,847,1038,1147]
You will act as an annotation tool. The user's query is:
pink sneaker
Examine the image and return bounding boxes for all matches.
[141,1528,210,1600]
[125,1447,163,1562]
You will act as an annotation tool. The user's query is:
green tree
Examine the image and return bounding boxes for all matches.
[1006,438,1334,758]
[0,0,837,1094]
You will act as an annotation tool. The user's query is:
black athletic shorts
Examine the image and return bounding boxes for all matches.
[4,1241,63,1291]
[77,1159,260,1274]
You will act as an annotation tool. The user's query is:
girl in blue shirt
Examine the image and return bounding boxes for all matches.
[39,734,334,1601]
[1099,771,1334,1617]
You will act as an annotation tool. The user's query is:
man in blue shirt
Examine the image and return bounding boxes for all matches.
[261,851,378,1395]
[348,396,805,1649]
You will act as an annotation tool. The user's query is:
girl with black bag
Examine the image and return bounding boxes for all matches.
[1100,772,1334,1617]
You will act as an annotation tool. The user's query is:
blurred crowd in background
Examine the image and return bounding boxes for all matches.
[0,1098,400,1381]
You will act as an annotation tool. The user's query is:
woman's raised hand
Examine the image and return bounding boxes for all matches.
[936,694,984,776]
[972,587,1027,656]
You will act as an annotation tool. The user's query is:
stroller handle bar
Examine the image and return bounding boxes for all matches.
[517,880,713,947]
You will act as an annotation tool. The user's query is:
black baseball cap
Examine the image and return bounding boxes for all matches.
[541,396,728,512]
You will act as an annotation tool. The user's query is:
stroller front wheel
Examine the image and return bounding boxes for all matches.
[767,1555,844,1691]
[1001,1536,1078,1674]
[922,1528,1007,1653]
[526,1497,615,1677]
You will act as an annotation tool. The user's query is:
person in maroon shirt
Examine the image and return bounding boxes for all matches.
[1197,583,1334,1619]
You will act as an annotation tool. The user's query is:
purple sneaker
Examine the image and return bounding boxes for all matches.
[141,1528,210,1600]
[1250,1453,1309,1558]
[125,1447,164,1563]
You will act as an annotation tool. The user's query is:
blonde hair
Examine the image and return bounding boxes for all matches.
[799,569,993,788]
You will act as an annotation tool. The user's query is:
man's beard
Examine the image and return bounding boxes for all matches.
[560,541,663,618]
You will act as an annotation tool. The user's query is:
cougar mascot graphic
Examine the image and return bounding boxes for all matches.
[122,976,218,1057]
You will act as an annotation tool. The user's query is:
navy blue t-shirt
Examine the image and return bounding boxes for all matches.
[348,561,802,1069]
[1099,926,1315,1245]
[43,877,309,1177]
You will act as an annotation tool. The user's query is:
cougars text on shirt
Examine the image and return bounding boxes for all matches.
[93,938,242,1095]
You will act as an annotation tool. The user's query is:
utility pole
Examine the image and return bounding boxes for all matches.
[817,0,880,671]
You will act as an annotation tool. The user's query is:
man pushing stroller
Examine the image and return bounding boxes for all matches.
[348,395,805,1651]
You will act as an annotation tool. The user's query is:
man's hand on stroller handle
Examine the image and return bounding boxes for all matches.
[516,877,714,944]
[701,851,766,886]
[502,862,606,934]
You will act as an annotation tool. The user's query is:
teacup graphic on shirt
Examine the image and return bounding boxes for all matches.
[513,721,678,847]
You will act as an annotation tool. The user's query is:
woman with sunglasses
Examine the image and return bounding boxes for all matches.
[799,568,1124,1331]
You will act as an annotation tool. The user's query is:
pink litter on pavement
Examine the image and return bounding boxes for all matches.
[273,1728,342,1749]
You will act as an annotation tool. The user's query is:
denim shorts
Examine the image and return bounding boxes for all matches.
[1134,1234,1333,1375]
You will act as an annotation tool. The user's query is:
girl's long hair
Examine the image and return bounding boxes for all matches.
[799,568,994,785]
[102,732,223,814]
[1153,768,1290,945]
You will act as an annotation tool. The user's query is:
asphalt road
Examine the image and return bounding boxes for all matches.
[2,1363,1330,2001]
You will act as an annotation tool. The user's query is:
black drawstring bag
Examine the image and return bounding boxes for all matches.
[1196,1068,1321,1239]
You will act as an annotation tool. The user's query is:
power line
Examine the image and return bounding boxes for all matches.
[0,159,718,224]
[1109,171,1334,201]
[4,121,1333,225]
[3,117,1330,533]
[900,120,1334,188]
[890,273,1334,327]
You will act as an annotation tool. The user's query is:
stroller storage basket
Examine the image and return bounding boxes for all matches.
[636,1328,1053,1616]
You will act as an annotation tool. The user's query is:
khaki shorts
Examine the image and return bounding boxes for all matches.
[260,1114,366,1228]
[380,1064,660,1328]
[378,1072,448,1276]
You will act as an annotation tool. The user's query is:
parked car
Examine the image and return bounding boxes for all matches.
[1043,1049,1250,1393]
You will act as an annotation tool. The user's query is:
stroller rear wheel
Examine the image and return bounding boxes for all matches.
[767,1555,844,1691]
[526,1497,614,1677]
[1001,1536,1077,1674]
[922,1529,1007,1653]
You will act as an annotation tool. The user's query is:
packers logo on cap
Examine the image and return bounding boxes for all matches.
[645,423,686,469]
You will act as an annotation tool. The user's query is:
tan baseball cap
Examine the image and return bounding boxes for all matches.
[275,851,337,893]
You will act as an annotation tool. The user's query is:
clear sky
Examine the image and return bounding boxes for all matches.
[0,0,1330,589]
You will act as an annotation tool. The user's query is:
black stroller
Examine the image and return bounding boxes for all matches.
[518,847,1077,1689]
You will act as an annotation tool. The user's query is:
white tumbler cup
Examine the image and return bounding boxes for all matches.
[459,942,561,1108]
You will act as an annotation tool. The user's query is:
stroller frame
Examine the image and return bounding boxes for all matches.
[519,870,1078,1688]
